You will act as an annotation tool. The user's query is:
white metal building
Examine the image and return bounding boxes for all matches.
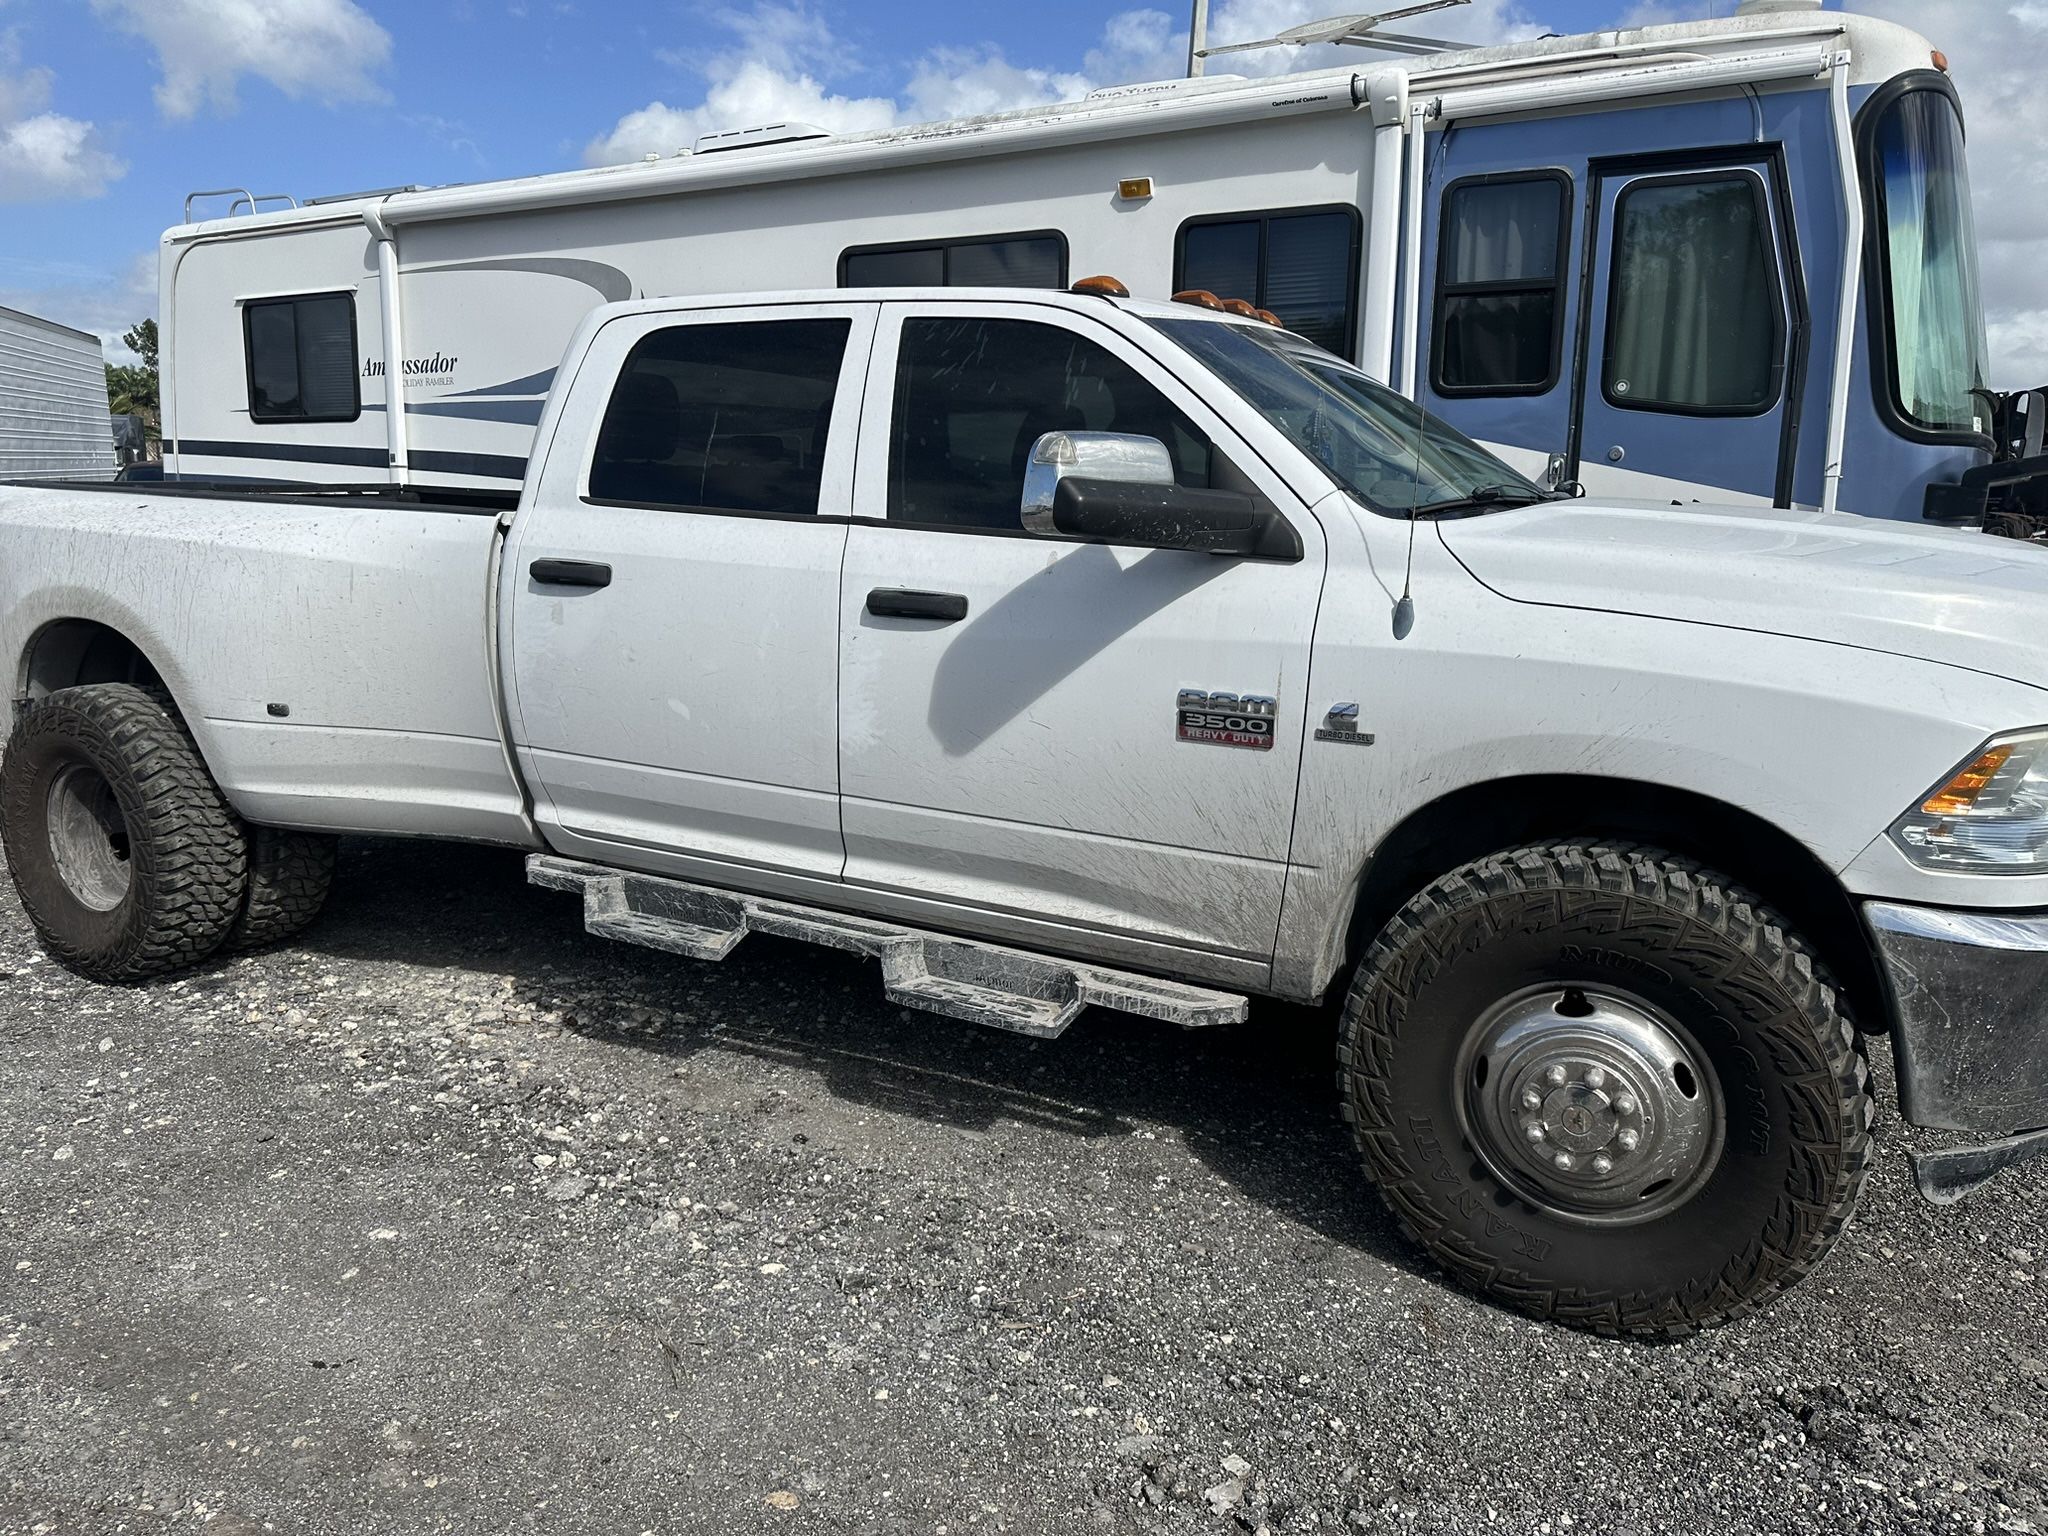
[0,305,115,480]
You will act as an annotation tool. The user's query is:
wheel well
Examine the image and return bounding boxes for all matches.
[17,620,163,712]
[1341,775,1888,1033]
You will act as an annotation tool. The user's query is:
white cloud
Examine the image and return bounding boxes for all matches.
[0,29,123,202]
[90,0,392,119]
[588,0,1551,168]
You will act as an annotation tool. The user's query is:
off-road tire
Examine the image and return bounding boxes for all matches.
[226,826,337,951]
[0,684,248,982]
[1337,842,1874,1338]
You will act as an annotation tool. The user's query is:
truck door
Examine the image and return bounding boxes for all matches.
[1572,159,1800,504]
[505,301,876,878]
[835,301,1325,976]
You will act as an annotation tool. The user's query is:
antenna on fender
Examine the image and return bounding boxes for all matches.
[1195,0,1473,63]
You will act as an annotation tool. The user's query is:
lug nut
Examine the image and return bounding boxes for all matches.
[1521,1087,1543,1111]
[1551,1152,1575,1172]
[1544,1064,1568,1088]
[1617,1128,1641,1152]
[1591,1154,1614,1176]
[1523,1119,1546,1142]
[1614,1093,1639,1117]
[1583,1066,1607,1090]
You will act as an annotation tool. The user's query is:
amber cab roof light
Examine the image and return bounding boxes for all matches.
[1070,275,1131,299]
[1172,289,1226,311]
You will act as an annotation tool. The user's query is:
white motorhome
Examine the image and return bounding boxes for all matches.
[0,305,115,481]
[156,5,2032,534]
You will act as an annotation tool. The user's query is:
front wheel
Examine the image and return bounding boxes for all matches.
[1338,843,1873,1338]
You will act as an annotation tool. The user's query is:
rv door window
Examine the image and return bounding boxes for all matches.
[1176,208,1360,359]
[243,293,360,423]
[587,318,851,515]
[1433,174,1570,395]
[888,316,1211,531]
[841,234,1066,290]
[1603,172,1783,415]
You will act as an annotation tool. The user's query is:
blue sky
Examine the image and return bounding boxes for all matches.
[2,0,2044,376]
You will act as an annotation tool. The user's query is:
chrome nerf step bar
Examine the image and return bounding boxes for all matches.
[528,855,1248,1039]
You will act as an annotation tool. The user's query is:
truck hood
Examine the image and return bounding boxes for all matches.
[1436,500,2048,692]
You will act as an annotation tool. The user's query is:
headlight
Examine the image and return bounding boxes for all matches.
[1891,730,2048,874]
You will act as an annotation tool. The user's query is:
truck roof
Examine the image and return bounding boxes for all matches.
[167,9,1939,243]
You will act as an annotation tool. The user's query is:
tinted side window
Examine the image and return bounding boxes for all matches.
[1177,209,1359,358]
[589,318,851,514]
[889,317,1212,531]
[1434,175,1570,394]
[245,293,359,422]
[1605,174,1782,414]
[842,235,1066,290]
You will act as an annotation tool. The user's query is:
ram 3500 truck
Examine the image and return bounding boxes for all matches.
[4,287,2046,1337]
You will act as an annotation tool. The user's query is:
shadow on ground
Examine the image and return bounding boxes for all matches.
[291,836,1426,1279]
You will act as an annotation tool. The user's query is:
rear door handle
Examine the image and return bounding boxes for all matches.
[530,558,612,589]
[866,588,968,622]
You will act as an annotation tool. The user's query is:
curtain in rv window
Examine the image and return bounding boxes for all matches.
[587,318,851,515]
[840,234,1066,290]
[243,293,360,423]
[1176,208,1360,360]
[1603,174,1782,415]
[1433,175,1570,395]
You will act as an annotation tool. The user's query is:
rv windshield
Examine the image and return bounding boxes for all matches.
[1149,318,1546,515]
[1872,87,1990,437]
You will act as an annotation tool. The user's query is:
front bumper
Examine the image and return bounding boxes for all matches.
[1865,902,2048,1140]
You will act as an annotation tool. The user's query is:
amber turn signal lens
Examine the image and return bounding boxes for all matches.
[1172,289,1225,311]
[1923,745,2015,816]
[1071,275,1131,298]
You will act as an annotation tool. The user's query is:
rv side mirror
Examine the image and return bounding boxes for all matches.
[1021,431,1286,558]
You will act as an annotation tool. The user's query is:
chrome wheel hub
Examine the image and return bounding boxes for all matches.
[45,762,132,913]
[1460,985,1725,1226]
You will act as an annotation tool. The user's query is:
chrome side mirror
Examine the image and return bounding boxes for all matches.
[1021,432,1175,535]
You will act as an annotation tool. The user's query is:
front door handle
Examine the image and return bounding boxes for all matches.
[866,588,968,622]
[530,558,612,589]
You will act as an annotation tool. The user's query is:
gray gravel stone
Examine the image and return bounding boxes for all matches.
[0,836,2043,1534]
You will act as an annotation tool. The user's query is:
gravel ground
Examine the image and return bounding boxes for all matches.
[2,837,2045,1536]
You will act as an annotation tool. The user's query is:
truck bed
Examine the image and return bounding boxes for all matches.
[0,477,529,846]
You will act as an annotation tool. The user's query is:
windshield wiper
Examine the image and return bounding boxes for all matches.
[1411,484,1555,517]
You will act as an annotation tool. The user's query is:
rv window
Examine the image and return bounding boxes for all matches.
[587,318,851,515]
[841,234,1066,290]
[888,317,1211,531]
[1603,173,1783,415]
[244,293,360,423]
[1433,175,1570,395]
[1176,208,1360,359]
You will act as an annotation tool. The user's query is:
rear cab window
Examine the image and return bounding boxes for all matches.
[587,317,852,514]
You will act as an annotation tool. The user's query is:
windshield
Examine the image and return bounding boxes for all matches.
[1148,318,1545,514]
[1872,87,1990,437]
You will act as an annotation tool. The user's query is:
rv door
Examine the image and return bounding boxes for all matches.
[1572,157,1801,506]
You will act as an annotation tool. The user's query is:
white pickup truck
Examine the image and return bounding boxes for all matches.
[4,285,2046,1337]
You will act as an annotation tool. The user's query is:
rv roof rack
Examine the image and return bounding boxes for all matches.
[182,188,300,223]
